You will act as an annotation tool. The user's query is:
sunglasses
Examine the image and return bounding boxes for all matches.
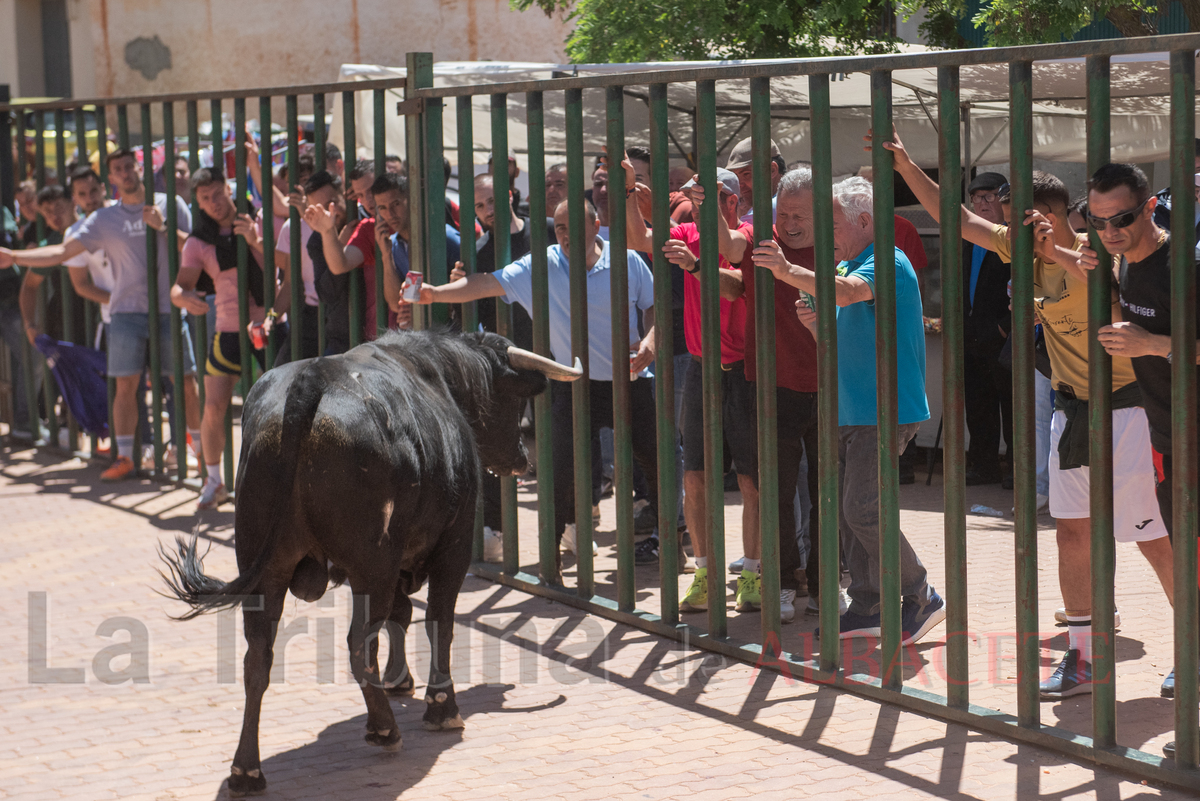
[1086,197,1149,231]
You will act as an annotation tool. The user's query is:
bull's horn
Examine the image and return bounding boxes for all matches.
[507,347,583,382]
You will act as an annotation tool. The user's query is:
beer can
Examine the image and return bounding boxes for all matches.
[248,321,266,350]
[403,271,423,302]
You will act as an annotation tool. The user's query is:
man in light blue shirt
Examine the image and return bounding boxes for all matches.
[414,198,660,567]
[758,175,943,646]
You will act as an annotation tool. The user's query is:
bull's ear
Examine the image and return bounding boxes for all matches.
[507,347,583,382]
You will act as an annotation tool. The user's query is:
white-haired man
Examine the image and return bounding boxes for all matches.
[753,176,945,645]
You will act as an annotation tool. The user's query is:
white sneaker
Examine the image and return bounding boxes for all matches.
[562,523,598,557]
[197,478,229,511]
[1054,607,1121,628]
[780,589,796,623]
[482,526,504,563]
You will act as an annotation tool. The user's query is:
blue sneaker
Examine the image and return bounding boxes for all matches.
[815,608,882,640]
[901,590,946,646]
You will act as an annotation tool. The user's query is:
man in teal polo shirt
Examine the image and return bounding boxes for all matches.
[752,175,945,645]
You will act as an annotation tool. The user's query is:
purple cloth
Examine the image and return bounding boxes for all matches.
[33,334,109,436]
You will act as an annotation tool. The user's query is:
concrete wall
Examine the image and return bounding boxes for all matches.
[0,0,47,98]
[78,0,571,99]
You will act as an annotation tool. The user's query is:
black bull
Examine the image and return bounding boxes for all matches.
[160,329,580,796]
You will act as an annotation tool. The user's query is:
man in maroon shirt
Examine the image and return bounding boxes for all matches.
[729,167,822,621]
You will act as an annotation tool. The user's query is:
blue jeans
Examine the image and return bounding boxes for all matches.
[0,303,29,430]
[1034,370,1053,497]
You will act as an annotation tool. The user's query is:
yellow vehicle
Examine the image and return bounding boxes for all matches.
[12,101,108,176]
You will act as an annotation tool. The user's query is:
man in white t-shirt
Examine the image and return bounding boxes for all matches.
[273,172,322,364]
[0,148,202,482]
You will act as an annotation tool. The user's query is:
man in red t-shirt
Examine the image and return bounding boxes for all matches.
[730,168,822,622]
[653,170,762,615]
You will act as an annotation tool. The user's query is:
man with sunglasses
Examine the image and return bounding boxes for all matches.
[1088,165,1197,742]
[880,128,1175,702]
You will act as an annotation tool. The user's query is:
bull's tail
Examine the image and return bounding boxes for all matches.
[160,360,330,621]
[158,530,274,620]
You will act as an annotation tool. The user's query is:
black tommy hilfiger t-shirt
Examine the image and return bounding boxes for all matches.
[1117,229,1200,454]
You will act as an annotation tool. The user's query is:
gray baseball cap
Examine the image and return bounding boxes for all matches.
[680,168,740,198]
[725,137,780,171]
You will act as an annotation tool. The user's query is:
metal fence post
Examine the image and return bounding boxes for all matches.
[286,94,303,364]
[648,82,679,622]
[313,92,328,355]
[1008,59,1040,730]
[936,65,968,708]
[260,96,278,367]
[869,70,901,689]
[1085,53,1117,749]
[372,89,387,338]
[141,102,164,476]
[163,102,187,483]
[809,72,840,675]
[343,90,363,347]
[1169,46,1199,771]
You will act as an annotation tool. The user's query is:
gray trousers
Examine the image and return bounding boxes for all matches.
[838,423,933,616]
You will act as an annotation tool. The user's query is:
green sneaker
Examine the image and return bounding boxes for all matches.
[680,567,708,612]
[735,570,761,612]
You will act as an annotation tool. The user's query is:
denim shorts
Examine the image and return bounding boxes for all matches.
[107,312,197,378]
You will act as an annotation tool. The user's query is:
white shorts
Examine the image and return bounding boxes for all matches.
[1048,406,1168,542]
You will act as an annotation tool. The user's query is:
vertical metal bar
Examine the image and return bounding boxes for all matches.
[423,85,448,295]
[187,101,207,414]
[55,108,78,452]
[0,87,12,215]
[810,73,840,674]
[34,109,58,449]
[75,105,99,459]
[565,87,594,598]
[233,98,252,392]
[96,104,108,184]
[1009,59,1040,730]
[212,99,233,488]
[870,71,901,689]
[313,92,327,356]
[372,89,387,338]
[937,66,968,708]
[141,103,164,476]
[605,84,635,612]
[697,78,726,638]
[117,106,129,151]
[343,91,363,347]
[526,90,558,583]
[17,104,39,440]
[287,95,302,363]
[456,96,478,332]
[490,93,520,576]
[260,97,278,367]
[1085,53,1116,749]
[404,53,432,331]
[649,82,679,622]
[163,102,186,483]
[1169,46,1199,771]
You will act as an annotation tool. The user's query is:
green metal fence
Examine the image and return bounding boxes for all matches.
[2,32,1199,790]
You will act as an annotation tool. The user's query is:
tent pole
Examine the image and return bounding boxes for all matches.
[962,103,971,196]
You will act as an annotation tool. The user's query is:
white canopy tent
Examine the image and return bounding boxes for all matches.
[328,48,1198,180]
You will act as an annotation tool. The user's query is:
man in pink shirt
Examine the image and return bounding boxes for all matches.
[172,168,292,510]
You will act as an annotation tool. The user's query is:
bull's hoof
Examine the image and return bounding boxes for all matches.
[384,675,415,697]
[422,713,465,731]
[365,727,403,751]
[228,766,267,797]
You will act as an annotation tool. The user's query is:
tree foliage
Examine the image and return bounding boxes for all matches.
[511,0,902,63]
[903,0,1200,48]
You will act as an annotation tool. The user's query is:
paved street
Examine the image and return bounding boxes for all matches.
[1,441,1193,800]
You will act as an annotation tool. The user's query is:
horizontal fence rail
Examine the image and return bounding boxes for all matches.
[2,33,1200,791]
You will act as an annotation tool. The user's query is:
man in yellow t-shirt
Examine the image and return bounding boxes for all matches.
[879,129,1174,701]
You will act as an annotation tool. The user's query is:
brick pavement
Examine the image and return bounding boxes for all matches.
[1,441,1193,800]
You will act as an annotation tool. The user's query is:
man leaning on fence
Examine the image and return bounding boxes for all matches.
[1087,164,1200,749]
[0,148,203,481]
[409,197,661,579]
[760,174,946,646]
[882,129,1176,699]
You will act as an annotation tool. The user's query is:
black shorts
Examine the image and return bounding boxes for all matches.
[681,356,758,479]
[206,331,265,377]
